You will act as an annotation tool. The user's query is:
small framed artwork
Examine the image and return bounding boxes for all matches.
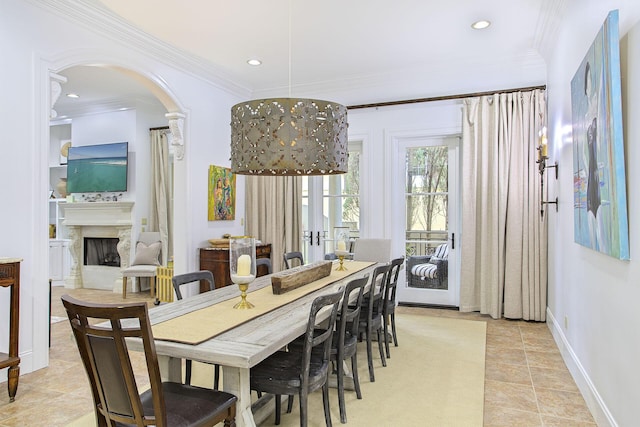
[208,165,236,221]
[59,140,71,165]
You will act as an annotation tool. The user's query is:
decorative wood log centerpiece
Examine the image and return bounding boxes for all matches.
[271,261,333,295]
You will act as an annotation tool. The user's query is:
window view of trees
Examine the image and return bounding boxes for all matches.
[405,146,448,256]
[341,151,360,226]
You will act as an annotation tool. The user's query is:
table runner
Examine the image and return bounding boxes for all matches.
[151,261,374,344]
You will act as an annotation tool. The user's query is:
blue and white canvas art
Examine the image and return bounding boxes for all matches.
[570,9,629,260]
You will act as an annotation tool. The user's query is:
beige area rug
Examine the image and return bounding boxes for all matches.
[67,314,486,427]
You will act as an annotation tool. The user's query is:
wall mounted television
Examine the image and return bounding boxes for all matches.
[66,142,128,193]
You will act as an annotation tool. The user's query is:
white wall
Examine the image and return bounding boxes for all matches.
[347,100,463,245]
[545,1,640,425]
[0,0,245,380]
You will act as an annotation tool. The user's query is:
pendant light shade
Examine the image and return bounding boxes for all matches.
[230,97,348,175]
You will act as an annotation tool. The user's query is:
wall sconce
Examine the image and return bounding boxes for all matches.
[537,127,558,217]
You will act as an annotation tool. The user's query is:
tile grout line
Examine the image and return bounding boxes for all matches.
[521,324,545,427]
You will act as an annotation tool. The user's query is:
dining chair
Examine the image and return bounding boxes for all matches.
[256,257,273,274]
[171,270,221,390]
[351,238,391,263]
[122,231,161,299]
[382,257,404,357]
[286,276,367,424]
[61,294,237,427]
[283,251,304,269]
[327,276,367,424]
[353,264,390,382]
[250,288,344,427]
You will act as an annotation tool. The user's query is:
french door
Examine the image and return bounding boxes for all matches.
[302,142,361,262]
[395,136,459,306]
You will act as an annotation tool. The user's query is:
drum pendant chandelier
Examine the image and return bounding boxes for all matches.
[230,98,348,175]
[230,0,348,176]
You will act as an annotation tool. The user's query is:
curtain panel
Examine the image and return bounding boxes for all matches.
[245,176,302,272]
[149,129,172,265]
[459,89,548,321]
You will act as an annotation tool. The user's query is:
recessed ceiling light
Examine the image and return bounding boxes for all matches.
[247,58,262,66]
[66,93,80,98]
[471,20,491,30]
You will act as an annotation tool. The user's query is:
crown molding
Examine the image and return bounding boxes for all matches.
[26,0,251,98]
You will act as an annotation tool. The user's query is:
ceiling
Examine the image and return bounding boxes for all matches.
[52,0,555,119]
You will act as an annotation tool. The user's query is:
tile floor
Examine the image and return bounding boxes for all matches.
[0,287,595,427]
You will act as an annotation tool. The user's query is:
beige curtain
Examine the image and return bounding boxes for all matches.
[459,89,548,321]
[149,129,172,265]
[245,176,302,272]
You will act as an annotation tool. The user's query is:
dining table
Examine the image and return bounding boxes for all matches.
[126,259,379,427]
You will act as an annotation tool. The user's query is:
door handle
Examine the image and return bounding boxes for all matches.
[303,231,313,245]
[316,231,321,246]
[450,233,455,250]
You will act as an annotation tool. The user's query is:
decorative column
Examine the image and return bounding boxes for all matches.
[65,226,82,288]
[116,226,132,292]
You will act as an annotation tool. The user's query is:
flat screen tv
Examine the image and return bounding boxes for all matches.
[66,142,128,193]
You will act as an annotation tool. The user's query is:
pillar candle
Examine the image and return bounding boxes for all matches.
[337,240,347,251]
[237,254,251,276]
[541,140,548,158]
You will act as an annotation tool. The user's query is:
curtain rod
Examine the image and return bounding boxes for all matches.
[346,85,546,110]
[149,126,170,131]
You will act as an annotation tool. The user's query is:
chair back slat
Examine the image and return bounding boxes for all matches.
[172,270,214,300]
[368,265,391,318]
[283,251,304,269]
[256,257,273,274]
[300,289,343,389]
[340,277,367,346]
[383,257,404,311]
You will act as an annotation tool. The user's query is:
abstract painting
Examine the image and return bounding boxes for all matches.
[208,165,236,221]
[570,9,629,260]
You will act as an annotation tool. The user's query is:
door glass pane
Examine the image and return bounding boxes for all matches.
[303,144,361,260]
[405,146,449,289]
[323,149,360,253]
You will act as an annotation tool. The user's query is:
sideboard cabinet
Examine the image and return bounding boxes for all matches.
[199,243,272,292]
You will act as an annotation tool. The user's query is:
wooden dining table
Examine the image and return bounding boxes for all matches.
[126,259,378,427]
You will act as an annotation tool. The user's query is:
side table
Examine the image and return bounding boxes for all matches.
[0,258,21,402]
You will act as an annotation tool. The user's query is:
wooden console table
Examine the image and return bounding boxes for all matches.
[0,258,21,402]
[199,243,271,291]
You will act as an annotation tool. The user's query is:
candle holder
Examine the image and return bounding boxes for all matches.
[536,127,559,218]
[334,227,350,271]
[229,236,256,309]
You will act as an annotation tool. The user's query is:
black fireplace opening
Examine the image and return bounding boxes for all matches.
[84,237,120,267]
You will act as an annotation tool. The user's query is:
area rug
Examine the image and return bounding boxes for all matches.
[66,313,486,427]
[258,313,487,427]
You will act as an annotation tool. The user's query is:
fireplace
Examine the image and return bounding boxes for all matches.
[84,237,121,267]
[61,202,133,291]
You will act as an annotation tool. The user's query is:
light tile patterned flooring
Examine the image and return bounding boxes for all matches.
[0,287,595,426]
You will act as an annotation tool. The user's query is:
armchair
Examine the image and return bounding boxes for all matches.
[407,243,449,289]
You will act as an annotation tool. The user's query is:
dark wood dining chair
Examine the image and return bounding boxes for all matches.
[250,288,344,427]
[382,257,404,357]
[283,251,304,269]
[353,264,390,382]
[61,294,237,427]
[172,271,221,389]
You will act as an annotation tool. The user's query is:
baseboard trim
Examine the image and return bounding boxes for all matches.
[398,302,459,310]
[546,308,617,427]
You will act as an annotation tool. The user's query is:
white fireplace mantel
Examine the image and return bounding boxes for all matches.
[61,202,134,291]
[62,201,134,226]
